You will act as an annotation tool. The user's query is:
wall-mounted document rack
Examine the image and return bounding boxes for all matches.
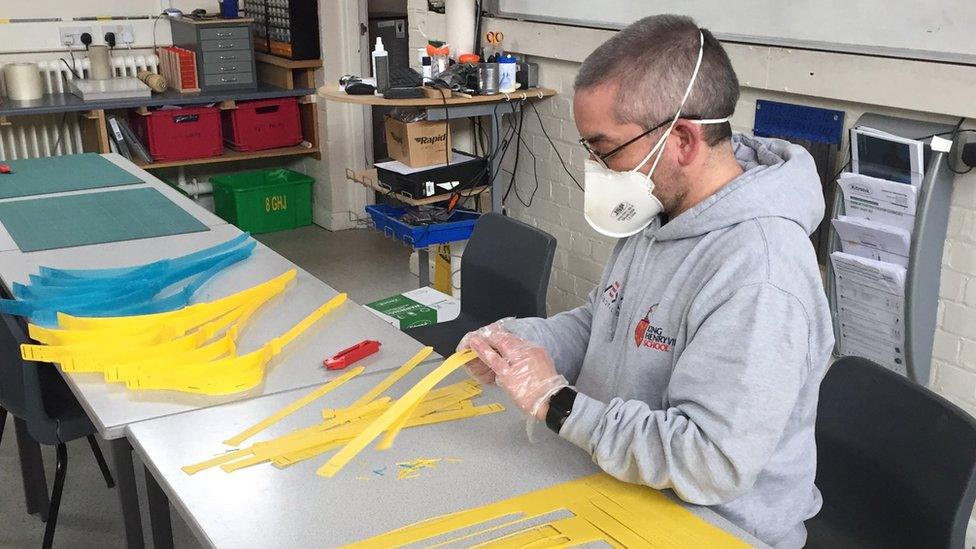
[826,113,957,385]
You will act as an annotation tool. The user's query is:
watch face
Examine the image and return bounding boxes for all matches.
[546,387,577,433]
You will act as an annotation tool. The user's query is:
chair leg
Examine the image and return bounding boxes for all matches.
[41,443,67,549]
[14,417,49,521]
[86,435,115,488]
[0,407,6,449]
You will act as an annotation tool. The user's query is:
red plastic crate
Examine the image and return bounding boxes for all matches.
[222,98,303,152]
[131,106,223,162]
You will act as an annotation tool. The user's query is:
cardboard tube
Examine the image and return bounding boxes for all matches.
[4,63,43,100]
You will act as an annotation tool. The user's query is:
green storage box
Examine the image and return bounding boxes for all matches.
[211,168,313,233]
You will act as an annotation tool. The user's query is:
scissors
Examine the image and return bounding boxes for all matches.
[485,31,504,45]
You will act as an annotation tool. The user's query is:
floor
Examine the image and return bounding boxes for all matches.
[0,226,417,548]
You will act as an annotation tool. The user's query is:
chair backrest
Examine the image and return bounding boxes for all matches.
[0,315,64,444]
[459,213,557,322]
[815,356,976,548]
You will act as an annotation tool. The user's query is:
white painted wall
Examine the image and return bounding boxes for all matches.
[0,1,219,52]
[410,9,976,539]
[0,0,372,231]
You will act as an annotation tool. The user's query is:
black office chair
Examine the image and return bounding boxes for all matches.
[0,312,115,549]
[806,356,976,548]
[405,213,557,356]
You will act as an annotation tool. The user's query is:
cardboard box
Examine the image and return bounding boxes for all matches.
[365,287,460,330]
[384,116,452,168]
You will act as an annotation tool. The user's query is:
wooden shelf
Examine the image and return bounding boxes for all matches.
[346,168,488,207]
[319,86,557,107]
[255,53,323,69]
[136,145,317,170]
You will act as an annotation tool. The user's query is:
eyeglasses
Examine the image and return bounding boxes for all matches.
[578,115,707,165]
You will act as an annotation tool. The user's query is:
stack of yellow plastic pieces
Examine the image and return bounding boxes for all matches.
[20,269,349,396]
[183,348,504,475]
[345,473,749,548]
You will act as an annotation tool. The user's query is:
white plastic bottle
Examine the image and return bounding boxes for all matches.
[372,37,390,94]
[498,54,518,93]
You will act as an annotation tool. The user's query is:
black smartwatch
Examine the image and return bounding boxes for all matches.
[545,387,578,433]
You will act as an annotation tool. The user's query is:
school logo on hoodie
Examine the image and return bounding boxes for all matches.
[634,303,676,351]
[600,281,622,316]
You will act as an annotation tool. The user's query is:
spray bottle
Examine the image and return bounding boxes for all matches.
[372,37,390,94]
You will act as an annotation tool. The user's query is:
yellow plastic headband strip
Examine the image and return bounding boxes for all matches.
[55,269,296,331]
[316,350,478,478]
[223,365,365,447]
[124,293,347,395]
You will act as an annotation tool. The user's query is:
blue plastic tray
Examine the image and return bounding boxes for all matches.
[365,204,480,248]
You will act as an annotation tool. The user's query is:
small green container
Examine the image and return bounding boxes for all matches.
[210,168,313,233]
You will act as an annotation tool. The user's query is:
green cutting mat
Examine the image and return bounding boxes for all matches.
[0,153,143,199]
[0,187,209,252]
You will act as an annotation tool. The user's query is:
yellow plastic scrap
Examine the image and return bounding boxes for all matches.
[124,293,348,395]
[21,270,294,365]
[316,350,478,478]
[180,375,502,476]
[343,474,750,549]
[103,294,272,381]
[223,365,366,447]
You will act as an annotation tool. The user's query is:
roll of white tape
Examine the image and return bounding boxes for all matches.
[4,62,44,101]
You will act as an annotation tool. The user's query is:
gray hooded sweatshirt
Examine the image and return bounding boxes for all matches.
[507,135,835,548]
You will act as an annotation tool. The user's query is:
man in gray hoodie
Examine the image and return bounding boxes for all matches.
[462,14,835,548]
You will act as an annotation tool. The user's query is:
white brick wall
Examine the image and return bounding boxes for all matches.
[406,8,976,412]
[409,7,976,528]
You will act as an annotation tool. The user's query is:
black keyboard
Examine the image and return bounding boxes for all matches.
[389,66,423,88]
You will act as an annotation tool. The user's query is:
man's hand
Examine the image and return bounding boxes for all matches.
[457,320,514,384]
[466,330,568,420]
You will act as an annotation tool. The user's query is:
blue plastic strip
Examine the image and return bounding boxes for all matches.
[3,240,256,321]
[37,233,251,280]
[753,99,845,146]
[107,243,254,316]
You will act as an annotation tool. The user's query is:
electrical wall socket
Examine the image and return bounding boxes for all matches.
[59,26,93,46]
[101,25,135,45]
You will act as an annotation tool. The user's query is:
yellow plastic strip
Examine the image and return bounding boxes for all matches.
[316,350,478,478]
[323,398,392,422]
[29,319,167,345]
[349,346,434,408]
[126,293,345,395]
[275,403,504,469]
[107,331,237,383]
[223,366,365,447]
[219,453,270,473]
[346,474,749,549]
[21,328,168,363]
[181,448,251,475]
[56,269,295,331]
[267,293,347,355]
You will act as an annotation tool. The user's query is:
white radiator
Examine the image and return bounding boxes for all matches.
[0,54,159,161]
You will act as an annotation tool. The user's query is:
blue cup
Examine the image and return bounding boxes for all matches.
[220,0,240,18]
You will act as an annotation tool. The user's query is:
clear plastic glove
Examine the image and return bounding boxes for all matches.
[466,330,568,420]
[456,318,514,385]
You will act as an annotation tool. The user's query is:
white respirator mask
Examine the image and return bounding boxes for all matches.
[583,30,729,238]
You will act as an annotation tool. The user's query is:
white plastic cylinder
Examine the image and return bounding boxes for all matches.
[3,63,43,100]
[445,0,476,58]
[89,45,113,80]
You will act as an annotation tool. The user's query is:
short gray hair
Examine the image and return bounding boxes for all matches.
[574,15,739,145]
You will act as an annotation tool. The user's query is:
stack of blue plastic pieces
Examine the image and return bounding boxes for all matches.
[0,233,256,327]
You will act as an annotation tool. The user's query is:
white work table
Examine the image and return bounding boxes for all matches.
[0,153,427,548]
[0,153,227,252]
[0,229,427,439]
[127,367,769,548]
